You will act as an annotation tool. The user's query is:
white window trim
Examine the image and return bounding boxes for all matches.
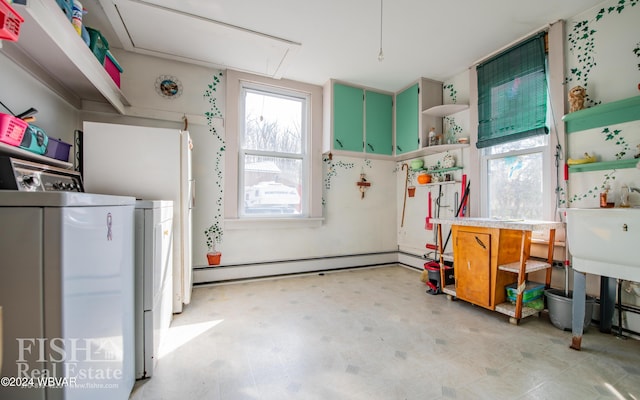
[224,69,324,227]
[238,82,310,218]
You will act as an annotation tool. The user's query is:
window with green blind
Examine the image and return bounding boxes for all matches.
[476,33,548,149]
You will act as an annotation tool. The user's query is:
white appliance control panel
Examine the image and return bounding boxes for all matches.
[0,156,83,192]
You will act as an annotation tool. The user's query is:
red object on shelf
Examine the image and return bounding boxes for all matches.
[0,0,24,42]
[425,191,433,230]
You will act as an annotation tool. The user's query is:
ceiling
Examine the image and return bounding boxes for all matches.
[83,0,605,92]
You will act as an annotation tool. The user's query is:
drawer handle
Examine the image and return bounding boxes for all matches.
[367,143,375,152]
[623,224,628,232]
[336,139,344,148]
[475,236,486,249]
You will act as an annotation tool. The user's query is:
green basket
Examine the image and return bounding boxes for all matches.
[506,281,545,303]
[86,27,109,64]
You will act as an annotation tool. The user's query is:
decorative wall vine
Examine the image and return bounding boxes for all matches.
[322,157,373,205]
[443,83,457,104]
[323,157,355,191]
[601,127,631,159]
[204,72,225,251]
[443,116,463,142]
[569,171,617,204]
[442,82,462,143]
[566,0,638,107]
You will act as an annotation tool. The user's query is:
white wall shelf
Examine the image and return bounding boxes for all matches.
[416,180,459,187]
[2,0,130,114]
[396,143,468,161]
[0,142,73,169]
[422,104,469,117]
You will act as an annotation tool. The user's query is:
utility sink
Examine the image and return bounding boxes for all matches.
[566,208,640,281]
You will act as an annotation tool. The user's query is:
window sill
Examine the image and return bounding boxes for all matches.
[225,217,324,230]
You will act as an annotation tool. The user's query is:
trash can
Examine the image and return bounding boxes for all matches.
[424,260,454,295]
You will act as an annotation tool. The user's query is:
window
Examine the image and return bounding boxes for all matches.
[477,32,551,219]
[238,83,309,218]
[482,135,549,220]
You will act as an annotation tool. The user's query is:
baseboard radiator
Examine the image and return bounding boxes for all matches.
[193,251,399,284]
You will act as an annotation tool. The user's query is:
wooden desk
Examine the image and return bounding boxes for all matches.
[431,218,563,324]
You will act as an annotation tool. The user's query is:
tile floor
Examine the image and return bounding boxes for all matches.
[129,265,640,400]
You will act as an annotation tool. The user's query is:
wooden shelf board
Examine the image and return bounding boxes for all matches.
[442,287,456,297]
[498,260,551,274]
[494,302,541,319]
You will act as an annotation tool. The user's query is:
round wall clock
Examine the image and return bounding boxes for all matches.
[155,75,183,99]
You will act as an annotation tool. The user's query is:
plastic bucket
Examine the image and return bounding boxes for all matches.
[545,289,594,331]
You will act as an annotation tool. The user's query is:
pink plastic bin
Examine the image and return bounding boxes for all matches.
[0,113,27,146]
[104,51,123,88]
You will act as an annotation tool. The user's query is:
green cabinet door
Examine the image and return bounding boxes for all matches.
[333,83,364,152]
[395,83,419,154]
[365,90,393,155]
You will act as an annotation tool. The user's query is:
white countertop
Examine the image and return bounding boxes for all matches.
[430,217,564,231]
[0,191,136,207]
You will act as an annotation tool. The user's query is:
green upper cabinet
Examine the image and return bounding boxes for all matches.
[333,83,364,152]
[395,83,419,154]
[365,90,393,155]
[324,80,393,157]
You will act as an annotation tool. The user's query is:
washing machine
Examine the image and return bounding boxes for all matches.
[0,157,135,400]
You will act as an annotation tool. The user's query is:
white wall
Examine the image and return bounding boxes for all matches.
[222,155,397,265]
[79,51,225,267]
[0,53,79,148]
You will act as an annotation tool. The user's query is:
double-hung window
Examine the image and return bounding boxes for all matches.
[477,33,551,220]
[238,83,310,217]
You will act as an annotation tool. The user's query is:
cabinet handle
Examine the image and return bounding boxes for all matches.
[367,143,375,152]
[475,236,487,250]
[336,139,343,148]
[397,145,403,152]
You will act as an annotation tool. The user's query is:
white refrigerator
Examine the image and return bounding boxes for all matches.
[82,122,194,313]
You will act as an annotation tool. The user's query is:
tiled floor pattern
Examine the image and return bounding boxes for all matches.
[130,265,640,400]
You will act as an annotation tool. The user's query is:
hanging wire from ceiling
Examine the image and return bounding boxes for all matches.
[378,0,384,62]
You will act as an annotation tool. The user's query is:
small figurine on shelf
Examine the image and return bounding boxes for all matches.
[428,127,440,146]
[568,85,586,113]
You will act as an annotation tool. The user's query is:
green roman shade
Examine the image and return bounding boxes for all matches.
[476,33,548,148]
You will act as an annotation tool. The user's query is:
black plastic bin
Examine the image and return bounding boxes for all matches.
[424,260,455,295]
